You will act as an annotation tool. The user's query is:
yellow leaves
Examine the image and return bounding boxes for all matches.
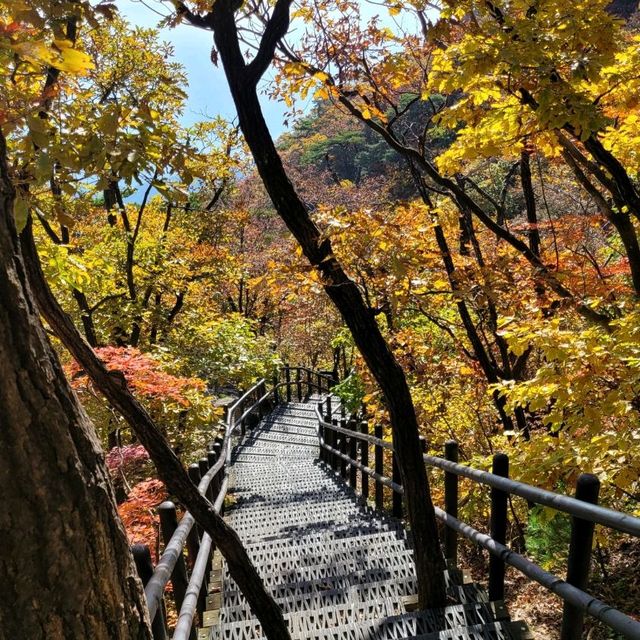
[10,38,94,75]
[52,39,94,74]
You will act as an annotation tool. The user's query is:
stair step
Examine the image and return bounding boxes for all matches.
[222,549,415,587]
[212,577,483,624]
[219,562,420,599]
[230,539,412,574]
[211,601,509,640]
[241,528,409,559]
[214,580,415,619]
[202,400,527,640]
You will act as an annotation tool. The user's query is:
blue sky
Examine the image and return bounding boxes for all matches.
[117,0,411,138]
[118,0,292,138]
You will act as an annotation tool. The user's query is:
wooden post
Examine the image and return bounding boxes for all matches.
[360,421,369,501]
[132,544,167,640]
[285,365,291,403]
[207,450,217,472]
[330,418,339,472]
[349,418,358,489]
[296,367,302,402]
[324,397,332,467]
[444,440,459,565]
[198,458,212,502]
[392,451,402,518]
[320,402,327,463]
[560,474,601,640]
[489,453,509,601]
[273,371,279,404]
[339,417,348,479]
[374,424,384,511]
[186,465,202,564]
[158,502,190,615]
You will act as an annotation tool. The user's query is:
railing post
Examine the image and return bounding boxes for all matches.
[285,365,291,403]
[339,417,348,479]
[331,419,341,472]
[158,502,190,615]
[392,451,402,518]
[186,464,202,564]
[318,402,326,463]
[560,473,601,640]
[132,544,167,640]
[374,424,384,511]
[207,449,217,473]
[198,458,212,502]
[489,452,509,601]
[444,440,459,565]
[360,421,369,501]
[325,397,334,469]
[296,367,302,402]
[349,418,358,489]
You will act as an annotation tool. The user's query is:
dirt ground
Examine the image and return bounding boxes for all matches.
[458,537,639,639]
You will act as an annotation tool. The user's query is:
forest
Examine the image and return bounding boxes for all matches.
[1,0,640,638]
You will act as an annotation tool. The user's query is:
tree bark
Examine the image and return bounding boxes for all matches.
[0,132,152,639]
[19,222,291,639]
[208,0,446,608]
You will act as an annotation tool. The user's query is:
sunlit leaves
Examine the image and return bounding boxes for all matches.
[427,0,640,173]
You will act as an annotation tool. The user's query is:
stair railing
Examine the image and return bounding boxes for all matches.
[134,377,274,640]
[274,364,335,402]
[314,394,640,640]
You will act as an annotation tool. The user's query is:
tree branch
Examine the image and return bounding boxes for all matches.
[247,0,294,85]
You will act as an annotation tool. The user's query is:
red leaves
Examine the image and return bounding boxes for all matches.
[68,346,205,407]
[118,479,167,561]
[106,444,150,474]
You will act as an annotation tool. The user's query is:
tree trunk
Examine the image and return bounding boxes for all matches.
[0,132,152,638]
[209,0,446,608]
[19,219,291,640]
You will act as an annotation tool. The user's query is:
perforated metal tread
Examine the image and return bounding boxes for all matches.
[204,401,530,640]
[211,602,512,639]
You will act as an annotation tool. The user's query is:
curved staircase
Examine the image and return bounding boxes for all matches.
[201,400,532,640]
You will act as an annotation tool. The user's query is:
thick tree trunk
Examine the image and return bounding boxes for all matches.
[19,222,291,639]
[209,0,446,608]
[0,133,152,638]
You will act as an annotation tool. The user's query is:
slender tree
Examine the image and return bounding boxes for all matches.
[177,0,447,607]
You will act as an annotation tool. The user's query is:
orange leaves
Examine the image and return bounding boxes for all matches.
[118,479,167,560]
[68,346,205,407]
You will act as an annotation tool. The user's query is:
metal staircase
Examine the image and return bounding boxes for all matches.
[201,400,532,640]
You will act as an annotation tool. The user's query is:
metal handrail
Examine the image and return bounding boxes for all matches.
[145,377,269,633]
[172,478,229,640]
[424,455,640,537]
[279,365,335,381]
[435,508,640,638]
[312,396,640,640]
[144,460,225,621]
[317,413,392,450]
